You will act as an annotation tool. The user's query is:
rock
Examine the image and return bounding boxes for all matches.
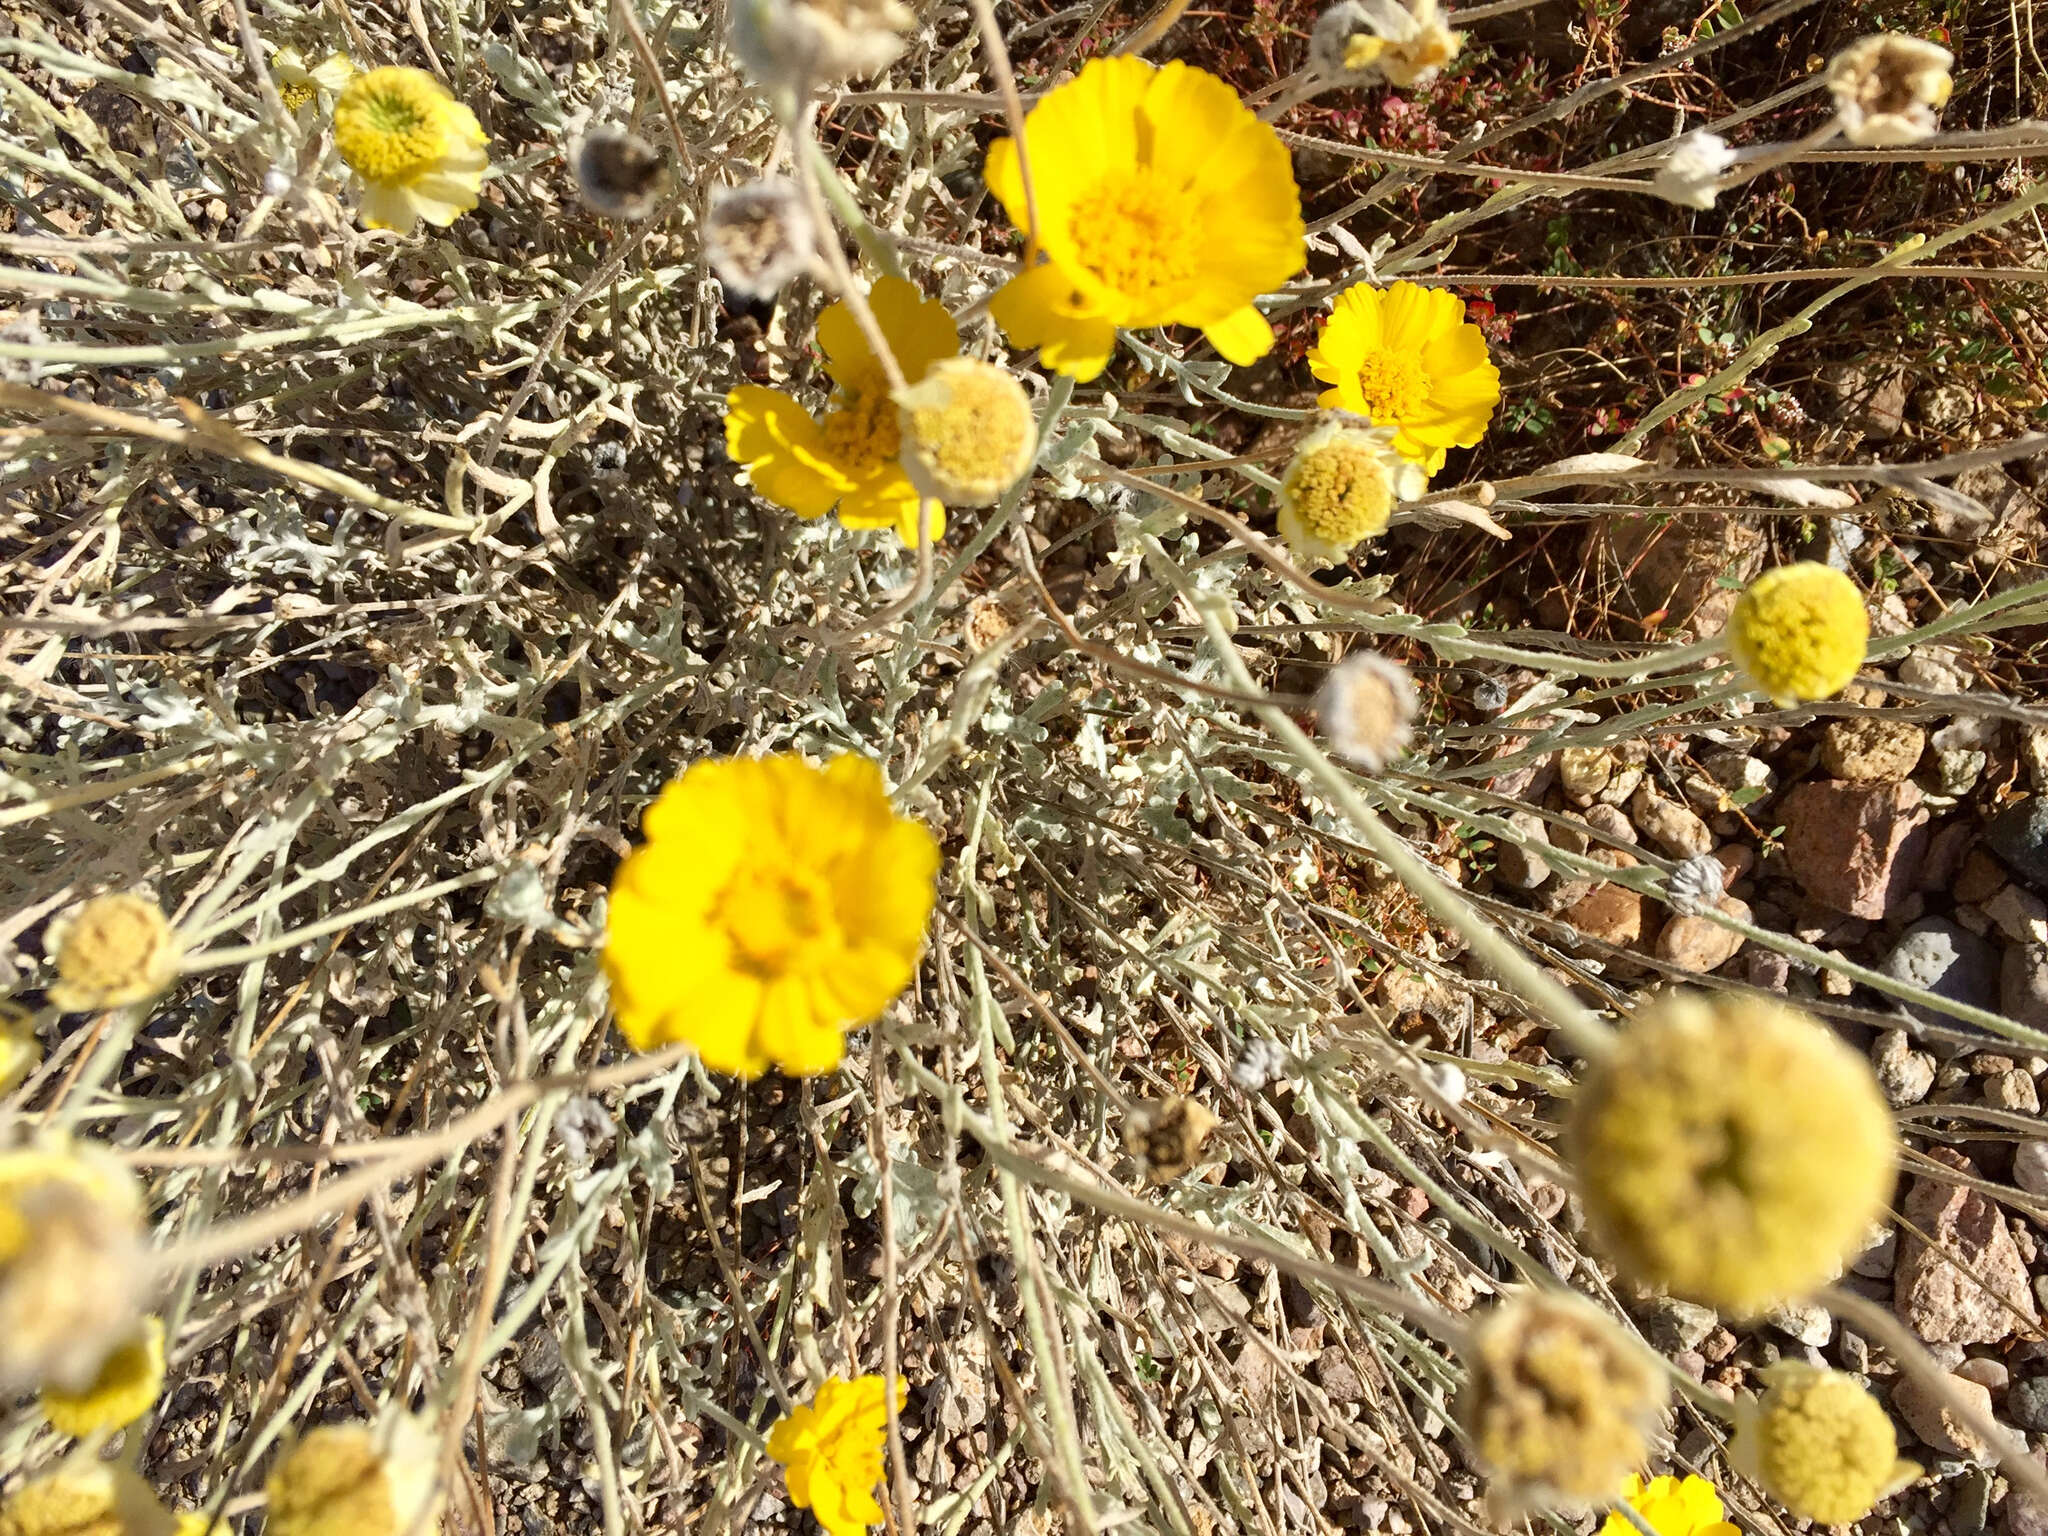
[1915,381,1977,435]
[1642,1296,1718,1354]
[2002,943,2048,1028]
[2010,1376,2048,1432]
[1766,1299,1835,1347]
[1599,511,1767,639]
[1655,897,1750,974]
[1583,803,1636,845]
[2013,1140,2048,1198]
[1954,1358,2009,1393]
[1988,798,2048,890]
[1895,1148,2042,1344]
[1780,780,1930,919]
[1742,947,1792,992]
[1873,1028,1937,1108]
[1495,811,1553,891]
[1838,1330,1871,1374]
[1823,362,1908,438]
[1900,646,1973,694]
[1563,880,1647,953]
[1315,1346,1367,1404]
[1940,749,1989,797]
[1986,884,2048,944]
[1985,1069,2040,1115]
[2009,1453,2048,1536]
[1632,787,1713,858]
[1822,718,1928,783]
[2028,726,2048,791]
[1953,1467,1995,1536]
[1892,1370,1997,1460]
[1958,849,2012,905]
[1880,919,2001,1033]
[1852,1226,1899,1279]
[1919,820,1974,892]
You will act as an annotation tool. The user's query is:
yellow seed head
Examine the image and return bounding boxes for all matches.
[894,358,1037,507]
[1276,418,1424,567]
[267,1415,443,1536]
[0,1144,150,1395]
[0,1465,176,1536]
[1458,1290,1668,1510]
[1733,1364,1919,1524]
[0,999,41,1094]
[42,1316,167,1436]
[46,892,181,1014]
[334,68,462,183]
[1724,562,1868,706]
[1565,991,1897,1314]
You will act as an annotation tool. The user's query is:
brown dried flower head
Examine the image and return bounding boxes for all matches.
[705,179,816,302]
[1823,34,1953,146]
[571,127,669,220]
[730,0,916,91]
[1124,1096,1219,1183]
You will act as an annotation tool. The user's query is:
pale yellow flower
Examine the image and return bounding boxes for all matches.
[0,1464,176,1536]
[333,67,489,234]
[894,358,1038,507]
[42,1316,167,1436]
[1824,35,1952,146]
[273,49,354,115]
[0,1143,150,1395]
[46,892,180,1014]
[1732,1364,1919,1524]
[267,1414,443,1536]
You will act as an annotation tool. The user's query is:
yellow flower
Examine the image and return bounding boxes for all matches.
[767,1375,905,1536]
[1565,991,1896,1315]
[266,1414,443,1536]
[0,1144,149,1396]
[0,1464,177,1536]
[1724,562,1868,707]
[1308,281,1501,475]
[1824,35,1952,146]
[0,999,41,1093]
[46,892,181,1014]
[1276,416,1427,565]
[894,357,1038,507]
[1458,1290,1668,1510]
[333,66,489,234]
[273,49,354,115]
[984,57,1305,381]
[1732,1364,1918,1525]
[603,754,939,1077]
[1597,1475,1739,1536]
[41,1316,165,1436]
[725,277,961,545]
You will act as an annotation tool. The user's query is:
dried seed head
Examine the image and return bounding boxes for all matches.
[894,357,1038,507]
[1824,35,1952,146]
[1732,1364,1920,1524]
[0,1144,150,1396]
[1310,0,1463,88]
[1316,650,1418,772]
[1458,1289,1668,1510]
[1652,130,1738,210]
[0,1464,177,1536]
[266,1413,444,1536]
[1231,1036,1293,1092]
[729,0,916,91]
[1665,853,1725,917]
[571,127,669,220]
[704,179,816,302]
[46,891,181,1014]
[1124,1096,1219,1183]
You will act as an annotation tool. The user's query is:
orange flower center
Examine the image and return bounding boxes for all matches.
[1351,349,1430,422]
[1068,171,1197,305]
[722,866,836,974]
[818,382,900,476]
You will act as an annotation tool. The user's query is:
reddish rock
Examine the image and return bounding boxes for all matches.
[1779,779,1930,919]
[1895,1147,2042,1345]
[1655,897,1751,974]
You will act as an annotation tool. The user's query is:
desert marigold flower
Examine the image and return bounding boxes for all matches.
[603,754,939,1077]
[705,178,815,301]
[984,56,1304,382]
[1317,650,1419,771]
[730,0,915,89]
[42,1315,166,1435]
[1458,1290,1668,1509]
[266,1413,443,1536]
[1596,1474,1739,1536]
[1277,416,1427,566]
[570,126,667,220]
[0,1144,150,1396]
[1565,991,1896,1315]
[726,276,961,545]
[893,357,1038,507]
[1652,130,1738,210]
[0,1463,178,1536]
[767,1374,905,1536]
[273,49,354,115]
[46,891,181,1015]
[1723,562,1868,707]
[1824,35,1953,147]
[1307,282,1501,476]
[1309,0,1462,88]
[1732,1364,1919,1525]
[333,66,489,234]
[0,1000,40,1093]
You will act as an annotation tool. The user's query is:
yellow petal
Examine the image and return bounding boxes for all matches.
[725,386,847,519]
[989,261,1118,381]
[1201,304,1275,366]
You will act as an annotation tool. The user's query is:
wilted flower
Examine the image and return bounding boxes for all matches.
[273,49,354,115]
[42,1315,166,1436]
[1310,0,1463,88]
[1307,282,1501,475]
[705,178,815,301]
[266,1414,444,1536]
[333,66,489,233]
[985,56,1304,380]
[767,1375,904,1536]
[1652,130,1738,210]
[1316,650,1419,771]
[1277,416,1426,566]
[0,1000,40,1093]
[1732,1364,1919,1524]
[725,276,961,544]
[46,891,181,1014]
[894,357,1038,507]
[1595,1474,1739,1536]
[1724,562,1868,707]
[570,127,667,220]
[603,754,939,1077]
[0,1464,177,1536]
[1565,991,1896,1314]
[729,0,915,90]
[1824,35,1953,146]
[1231,1036,1293,1091]
[0,1144,149,1395]
[1664,854,1725,917]
[1458,1290,1668,1509]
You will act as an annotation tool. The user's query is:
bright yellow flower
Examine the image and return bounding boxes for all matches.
[1597,1475,1739,1536]
[46,892,181,1014]
[1732,1364,1918,1525]
[266,1414,443,1536]
[333,66,489,234]
[0,1464,177,1536]
[1307,281,1501,475]
[894,357,1038,507]
[725,277,960,545]
[42,1316,166,1436]
[1724,562,1868,706]
[1565,991,1896,1315]
[0,999,40,1093]
[767,1375,905,1536]
[274,49,354,115]
[603,754,939,1077]
[984,56,1305,381]
[0,1144,149,1396]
